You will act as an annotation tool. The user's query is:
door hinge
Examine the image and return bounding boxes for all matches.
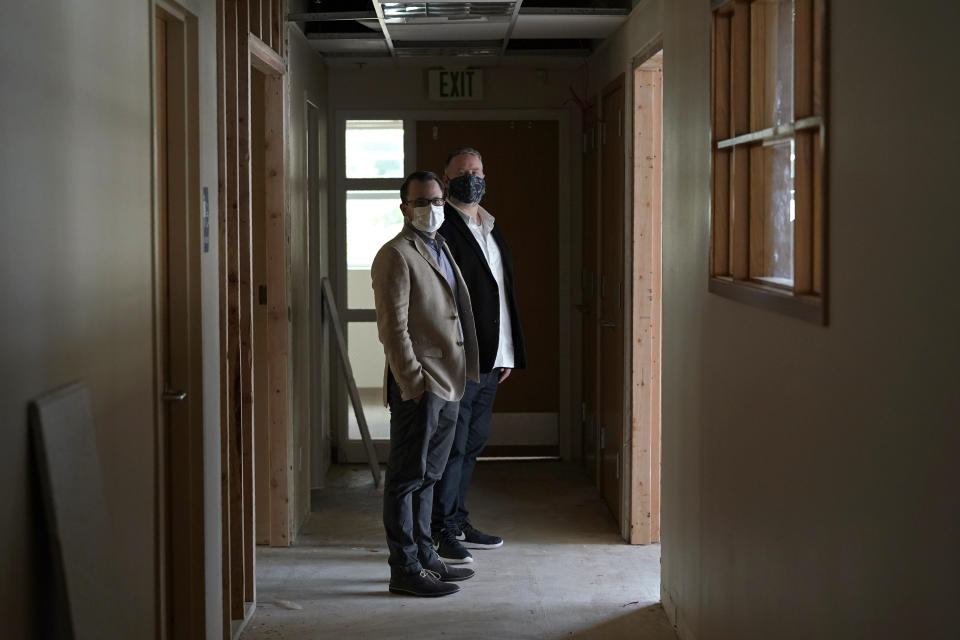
[581,401,587,423]
[618,281,623,309]
[599,425,605,450]
[615,451,620,479]
[618,109,622,137]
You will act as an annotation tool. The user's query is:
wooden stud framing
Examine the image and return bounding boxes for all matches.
[223,0,246,624]
[630,57,663,545]
[238,0,257,608]
[263,70,290,547]
[216,0,289,633]
[261,0,272,50]
[249,33,285,76]
[272,0,283,58]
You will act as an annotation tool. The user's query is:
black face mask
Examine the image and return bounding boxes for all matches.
[448,174,486,204]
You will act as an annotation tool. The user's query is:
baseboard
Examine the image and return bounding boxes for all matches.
[479,445,559,458]
[661,585,697,640]
[231,602,256,639]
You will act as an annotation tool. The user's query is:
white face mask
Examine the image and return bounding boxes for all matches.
[410,204,445,233]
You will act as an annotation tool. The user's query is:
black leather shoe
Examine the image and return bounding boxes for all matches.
[389,569,461,597]
[423,558,475,582]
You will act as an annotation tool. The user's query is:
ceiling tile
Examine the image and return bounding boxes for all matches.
[510,14,627,39]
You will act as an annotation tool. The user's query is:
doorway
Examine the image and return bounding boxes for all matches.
[581,112,600,484]
[153,2,204,637]
[586,47,664,543]
[417,119,561,456]
[598,75,627,524]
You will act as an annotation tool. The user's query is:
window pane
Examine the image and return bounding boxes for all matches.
[346,322,389,440]
[346,119,404,178]
[751,0,794,129]
[752,139,794,286]
[347,190,404,308]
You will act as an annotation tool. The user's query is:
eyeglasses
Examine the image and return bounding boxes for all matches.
[404,197,445,207]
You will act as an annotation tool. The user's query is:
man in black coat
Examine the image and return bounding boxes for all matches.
[431,148,526,564]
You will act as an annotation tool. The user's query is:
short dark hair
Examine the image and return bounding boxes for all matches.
[444,147,483,170]
[400,170,445,203]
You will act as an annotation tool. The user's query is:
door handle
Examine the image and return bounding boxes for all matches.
[600,320,615,328]
[162,388,187,402]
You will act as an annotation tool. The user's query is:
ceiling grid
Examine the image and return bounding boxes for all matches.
[289,0,630,64]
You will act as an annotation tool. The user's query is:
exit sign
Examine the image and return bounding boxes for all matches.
[428,69,483,101]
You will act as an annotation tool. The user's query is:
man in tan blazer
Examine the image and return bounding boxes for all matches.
[371,170,480,597]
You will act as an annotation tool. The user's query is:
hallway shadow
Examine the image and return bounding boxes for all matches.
[560,603,678,640]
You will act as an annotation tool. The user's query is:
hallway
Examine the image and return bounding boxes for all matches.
[245,461,676,639]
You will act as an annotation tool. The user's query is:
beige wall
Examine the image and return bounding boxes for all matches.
[0,1,223,637]
[287,25,330,525]
[590,1,960,638]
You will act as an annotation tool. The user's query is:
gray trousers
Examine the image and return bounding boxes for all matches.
[382,370,459,574]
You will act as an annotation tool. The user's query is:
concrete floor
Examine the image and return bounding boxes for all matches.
[244,460,678,640]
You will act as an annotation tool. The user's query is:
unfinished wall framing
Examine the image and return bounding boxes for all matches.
[215,0,288,635]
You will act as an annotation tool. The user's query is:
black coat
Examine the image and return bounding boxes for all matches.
[438,203,526,374]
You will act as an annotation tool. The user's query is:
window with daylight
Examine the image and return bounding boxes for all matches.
[344,119,406,309]
[710,0,827,323]
[341,119,408,443]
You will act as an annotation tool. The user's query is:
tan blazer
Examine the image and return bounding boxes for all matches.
[371,225,480,404]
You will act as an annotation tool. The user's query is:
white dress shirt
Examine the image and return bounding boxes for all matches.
[452,203,515,369]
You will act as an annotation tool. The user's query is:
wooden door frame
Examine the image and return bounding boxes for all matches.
[152,1,205,637]
[628,42,664,545]
[248,44,290,551]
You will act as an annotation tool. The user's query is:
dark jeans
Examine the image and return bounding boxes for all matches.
[431,369,500,533]
[382,371,459,575]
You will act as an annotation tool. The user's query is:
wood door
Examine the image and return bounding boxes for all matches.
[599,78,626,522]
[155,21,172,637]
[581,119,600,481]
[155,8,205,638]
[416,121,560,424]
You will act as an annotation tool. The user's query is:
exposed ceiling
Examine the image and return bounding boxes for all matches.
[289,1,631,66]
